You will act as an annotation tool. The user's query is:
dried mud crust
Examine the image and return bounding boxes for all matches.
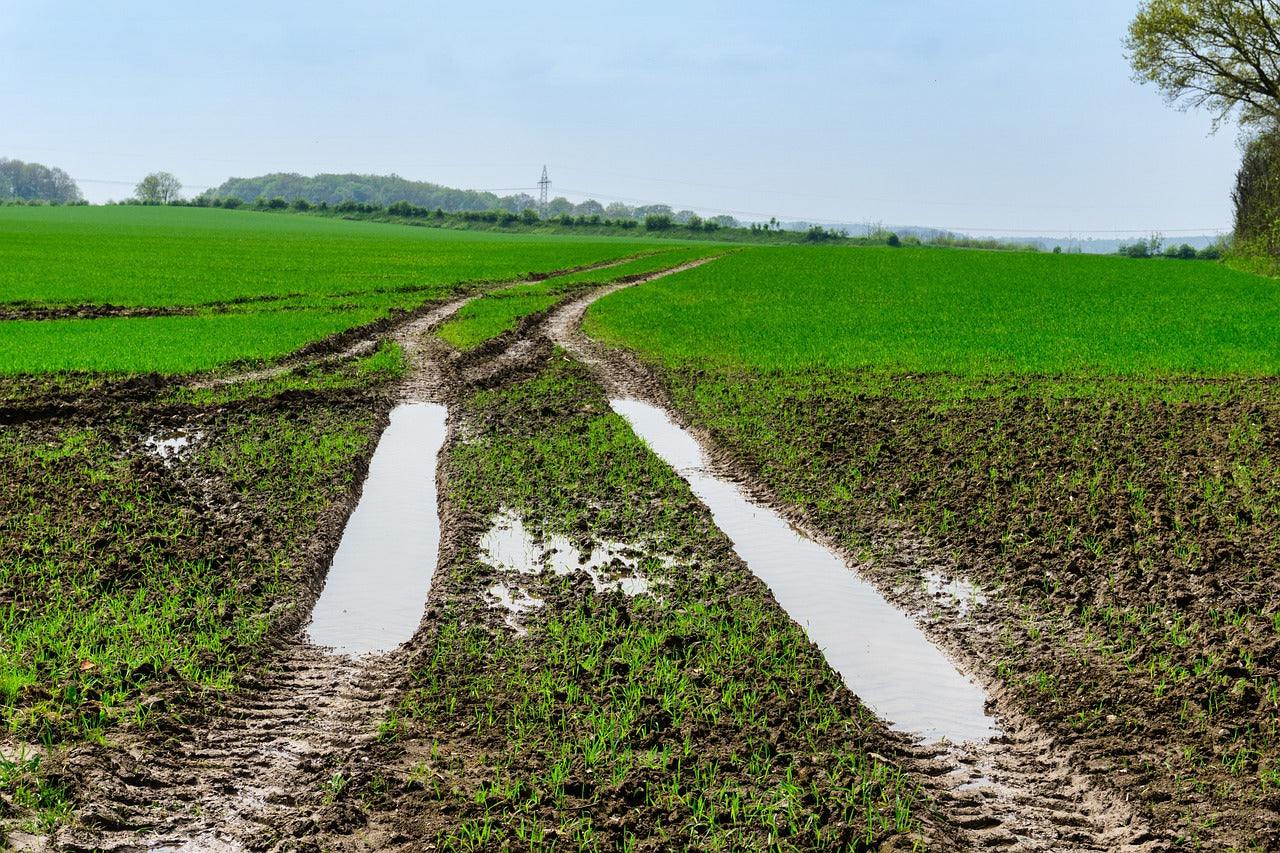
[566,343,1280,849]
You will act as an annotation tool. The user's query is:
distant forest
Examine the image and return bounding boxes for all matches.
[210,172,739,226]
[0,158,83,203]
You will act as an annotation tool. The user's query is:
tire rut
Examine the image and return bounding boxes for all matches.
[54,648,398,853]
[40,300,471,853]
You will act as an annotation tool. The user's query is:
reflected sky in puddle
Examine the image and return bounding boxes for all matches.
[144,428,203,464]
[611,398,997,744]
[308,403,447,656]
[479,508,662,597]
[921,569,987,613]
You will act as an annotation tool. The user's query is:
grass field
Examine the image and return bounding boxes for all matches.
[434,246,726,350]
[585,246,1280,375]
[0,206,664,374]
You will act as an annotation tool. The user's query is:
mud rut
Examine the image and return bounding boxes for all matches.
[49,266,1158,852]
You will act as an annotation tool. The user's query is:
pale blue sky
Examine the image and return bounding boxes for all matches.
[1,1,1241,236]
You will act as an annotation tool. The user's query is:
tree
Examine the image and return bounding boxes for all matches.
[634,204,673,219]
[0,158,82,202]
[1126,1,1280,130]
[1231,123,1280,253]
[135,171,183,204]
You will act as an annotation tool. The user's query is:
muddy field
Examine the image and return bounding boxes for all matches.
[2,274,1274,851]
[641,366,1280,850]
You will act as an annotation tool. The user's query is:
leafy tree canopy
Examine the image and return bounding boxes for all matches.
[135,171,183,204]
[213,172,520,214]
[0,158,82,202]
[1126,0,1280,129]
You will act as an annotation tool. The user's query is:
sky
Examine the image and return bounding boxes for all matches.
[0,1,1243,237]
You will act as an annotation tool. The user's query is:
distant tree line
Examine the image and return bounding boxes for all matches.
[0,158,83,203]
[239,195,740,233]
[1114,232,1225,260]
[208,172,744,225]
[199,193,909,247]
[213,173,509,212]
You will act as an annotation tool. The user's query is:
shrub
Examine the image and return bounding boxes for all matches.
[1164,243,1197,260]
[388,200,427,218]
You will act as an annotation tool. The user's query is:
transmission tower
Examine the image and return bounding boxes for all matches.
[538,165,549,219]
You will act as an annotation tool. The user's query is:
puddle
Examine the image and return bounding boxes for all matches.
[611,399,998,744]
[921,569,987,612]
[307,403,447,655]
[485,581,544,635]
[487,582,544,613]
[144,428,203,464]
[479,508,663,596]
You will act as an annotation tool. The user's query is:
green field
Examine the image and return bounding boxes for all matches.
[585,246,1280,375]
[435,246,727,350]
[0,206,666,373]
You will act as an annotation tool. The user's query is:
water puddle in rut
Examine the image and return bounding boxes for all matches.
[479,508,665,596]
[611,399,997,744]
[478,509,666,631]
[144,428,203,465]
[307,403,447,655]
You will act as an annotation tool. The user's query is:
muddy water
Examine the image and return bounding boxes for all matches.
[611,399,997,744]
[307,403,447,655]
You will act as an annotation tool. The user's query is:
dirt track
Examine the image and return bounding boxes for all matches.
[2,269,1232,850]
